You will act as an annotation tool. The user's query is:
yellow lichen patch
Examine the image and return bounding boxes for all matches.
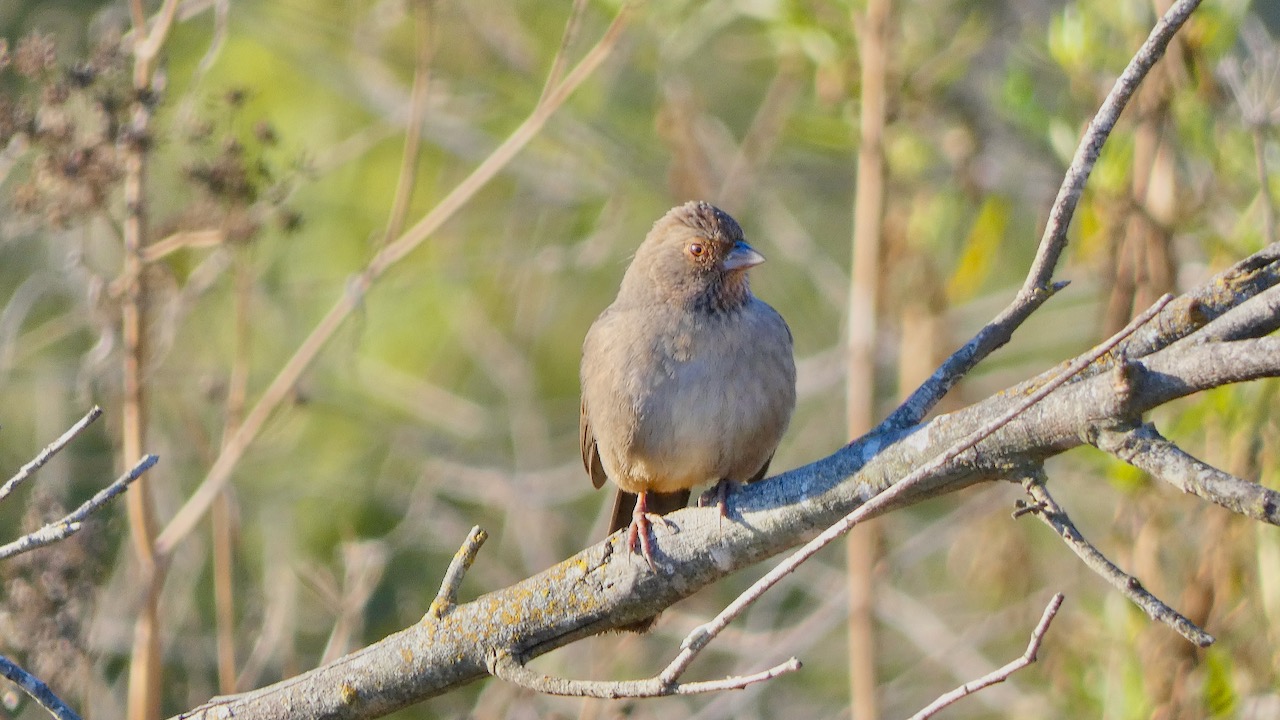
[340,682,359,705]
[400,647,414,664]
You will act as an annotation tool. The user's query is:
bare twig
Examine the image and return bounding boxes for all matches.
[154,4,634,557]
[1116,242,1280,361]
[906,594,1064,720]
[0,406,103,504]
[487,650,800,698]
[1019,472,1213,646]
[0,454,158,561]
[536,0,589,106]
[427,526,488,620]
[1094,423,1280,526]
[0,653,81,720]
[381,0,435,246]
[659,296,1172,684]
[886,0,1203,430]
[1181,283,1280,344]
[139,230,225,264]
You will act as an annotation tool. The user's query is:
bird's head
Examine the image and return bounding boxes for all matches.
[621,201,765,312]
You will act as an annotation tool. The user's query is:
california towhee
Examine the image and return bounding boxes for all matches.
[580,201,796,573]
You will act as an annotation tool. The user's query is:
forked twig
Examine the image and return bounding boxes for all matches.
[1019,471,1213,646]
[0,454,159,561]
[906,594,1065,720]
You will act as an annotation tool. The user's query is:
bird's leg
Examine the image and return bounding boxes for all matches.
[698,478,737,524]
[626,491,661,573]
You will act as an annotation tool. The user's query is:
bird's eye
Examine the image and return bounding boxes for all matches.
[688,242,705,258]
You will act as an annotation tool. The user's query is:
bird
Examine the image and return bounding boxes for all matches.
[580,201,796,573]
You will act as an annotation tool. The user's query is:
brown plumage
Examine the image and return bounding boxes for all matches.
[580,201,796,574]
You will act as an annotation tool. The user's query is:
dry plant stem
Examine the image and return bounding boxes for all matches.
[428,526,488,618]
[213,252,253,693]
[537,0,589,105]
[1020,473,1213,646]
[905,594,1065,720]
[1094,423,1280,525]
[886,0,1203,430]
[139,230,224,264]
[661,295,1173,684]
[126,3,184,718]
[0,406,102,503]
[846,0,890,718]
[0,653,81,720]
[0,454,159,561]
[488,651,800,698]
[381,0,434,246]
[155,4,633,557]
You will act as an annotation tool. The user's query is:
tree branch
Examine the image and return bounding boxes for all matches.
[0,653,81,720]
[0,454,159,562]
[1094,423,1280,525]
[0,406,102,504]
[906,593,1065,720]
[487,650,800,698]
[1018,471,1213,646]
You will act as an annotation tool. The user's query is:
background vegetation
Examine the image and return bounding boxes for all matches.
[0,0,1276,718]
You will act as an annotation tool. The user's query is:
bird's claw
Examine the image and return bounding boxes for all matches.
[698,479,736,527]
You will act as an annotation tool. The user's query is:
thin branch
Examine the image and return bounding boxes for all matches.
[427,526,488,619]
[1116,242,1280,361]
[885,0,1203,430]
[0,454,158,561]
[1094,423,1280,526]
[381,0,434,246]
[0,653,81,720]
[154,4,633,557]
[536,0,589,106]
[658,296,1172,684]
[0,407,103,504]
[1019,471,1213,646]
[906,593,1065,720]
[139,230,225,264]
[487,650,801,698]
[1182,283,1280,344]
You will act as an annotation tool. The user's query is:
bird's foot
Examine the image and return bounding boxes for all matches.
[626,512,663,573]
[698,479,737,527]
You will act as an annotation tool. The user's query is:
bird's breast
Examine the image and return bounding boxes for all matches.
[584,303,795,495]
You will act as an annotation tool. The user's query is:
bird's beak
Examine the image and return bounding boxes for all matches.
[722,240,765,271]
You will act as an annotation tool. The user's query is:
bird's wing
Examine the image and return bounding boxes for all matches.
[747,452,775,484]
[580,396,609,489]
